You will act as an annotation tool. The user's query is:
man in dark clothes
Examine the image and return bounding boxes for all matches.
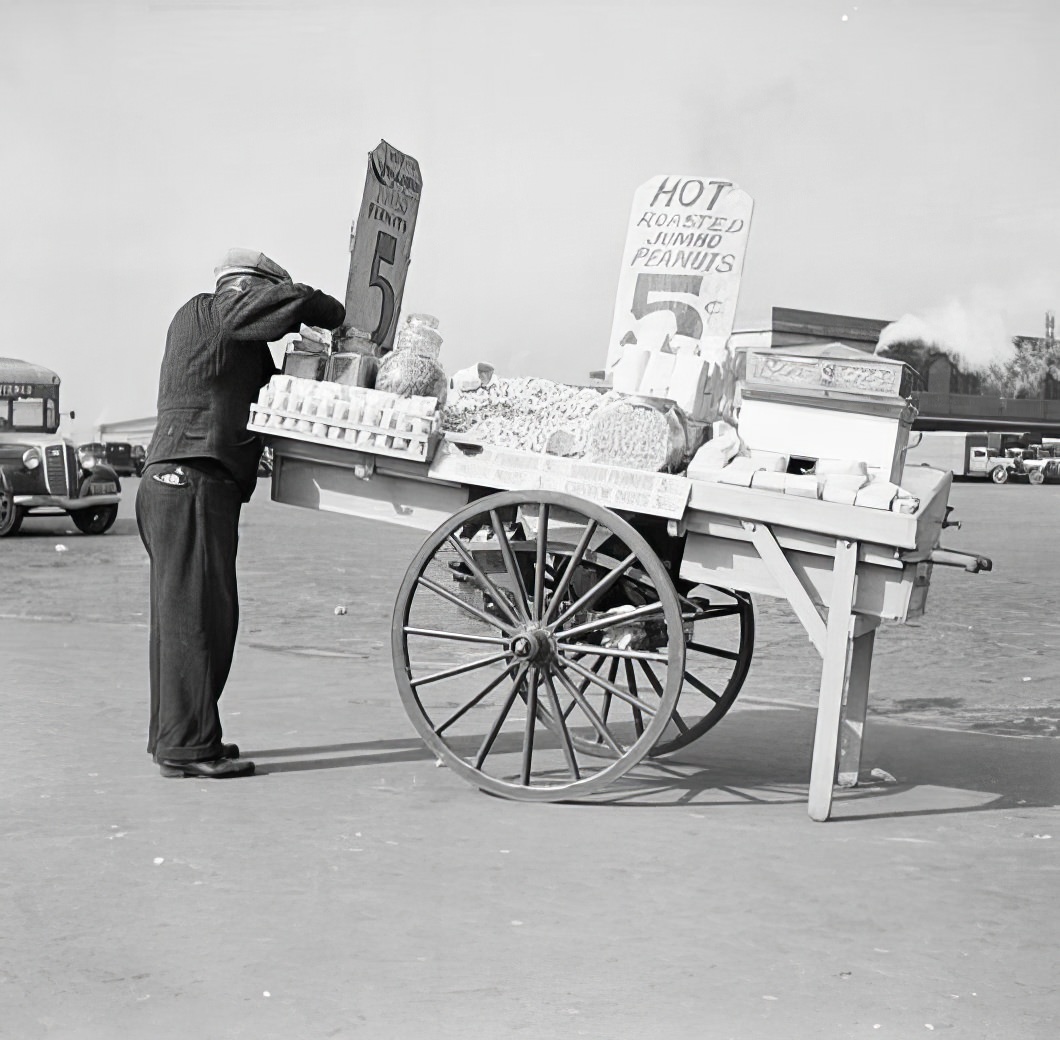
[137,248,345,778]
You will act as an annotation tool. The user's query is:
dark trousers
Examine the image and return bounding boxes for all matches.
[135,462,243,762]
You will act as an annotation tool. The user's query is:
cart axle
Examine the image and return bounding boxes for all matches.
[509,628,555,664]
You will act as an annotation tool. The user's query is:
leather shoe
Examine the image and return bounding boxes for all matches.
[158,757,255,779]
[153,742,239,764]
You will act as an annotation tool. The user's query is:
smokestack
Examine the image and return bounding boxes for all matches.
[1046,311,1055,347]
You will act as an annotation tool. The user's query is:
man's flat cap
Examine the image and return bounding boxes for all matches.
[213,248,291,285]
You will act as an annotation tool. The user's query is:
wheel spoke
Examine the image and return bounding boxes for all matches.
[637,659,691,735]
[541,671,581,780]
[559,655,658,718]
[624,658,644,737]
[637,658,665,699]
[474,666,528,768]
[554,600,664,643]
[410,651,512,688]
[550,552,639,630]
[560,655,604,720]
[684,670,721,703]
[533,504,550,621]
[543,519,599,623]
[416,575,515,634]
[490,510,532,621]
[687,640,740,661]
[683,604,741,622]
[436,661,521,735]
[558,642,669,663]
[598,656,620,730]
[520,668,540,785]
[403,626,509,647]
[445,535,523,628]
[553,663,624,754]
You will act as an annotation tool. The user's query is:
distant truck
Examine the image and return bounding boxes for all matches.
[905,431,1050,484]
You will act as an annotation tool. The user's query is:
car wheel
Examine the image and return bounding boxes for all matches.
[990,465,1009,485]
[71,505,118,535]
[0,491,24,536]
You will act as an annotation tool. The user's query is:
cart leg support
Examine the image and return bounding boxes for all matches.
[808,539,859,821]
[837,624,877,789]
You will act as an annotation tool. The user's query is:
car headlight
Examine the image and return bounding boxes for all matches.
[81,454,98,469]
[22,448,40,470]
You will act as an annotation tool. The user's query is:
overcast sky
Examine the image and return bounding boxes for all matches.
[2,0,1057,438]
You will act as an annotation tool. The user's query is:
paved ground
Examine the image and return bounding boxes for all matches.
[1,477,1057,1038]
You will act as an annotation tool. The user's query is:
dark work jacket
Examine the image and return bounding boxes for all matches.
[148,281,345,501]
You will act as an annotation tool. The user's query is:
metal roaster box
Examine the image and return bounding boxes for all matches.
[737,349,918,483]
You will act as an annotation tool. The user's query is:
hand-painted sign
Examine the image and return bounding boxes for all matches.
[604,176,753,424]
[342,140,422,353]
[606,176,753,370]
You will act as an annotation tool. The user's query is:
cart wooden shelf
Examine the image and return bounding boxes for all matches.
[259,428,991,821]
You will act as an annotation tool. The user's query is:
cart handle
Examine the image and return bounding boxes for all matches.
[928,547,993,573]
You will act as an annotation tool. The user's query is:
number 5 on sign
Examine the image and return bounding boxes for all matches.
[342,140,423,352]
[606,176,753,372]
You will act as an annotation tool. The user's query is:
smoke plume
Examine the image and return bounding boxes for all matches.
[875,299,1016,373]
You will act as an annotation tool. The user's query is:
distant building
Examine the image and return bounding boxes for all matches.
[96,416,156,446]
[769,307,888,354]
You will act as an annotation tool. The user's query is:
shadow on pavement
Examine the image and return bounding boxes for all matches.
[240,705,1060,821]
[566,706,1060,819]
[246,736,437,774]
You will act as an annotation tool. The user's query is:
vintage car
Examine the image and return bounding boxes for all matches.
[78,440,140,477]
[0,358,122,536]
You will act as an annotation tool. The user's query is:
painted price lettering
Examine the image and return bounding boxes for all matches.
[630,274,704,339]
[369,230,397,345]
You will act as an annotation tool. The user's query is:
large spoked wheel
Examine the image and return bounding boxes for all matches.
[651,584,754,754]
[0,491,23,537]
[392,490,686,801]
[1028,468,1045,485]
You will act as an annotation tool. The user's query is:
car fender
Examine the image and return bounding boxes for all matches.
[79,462,122,497]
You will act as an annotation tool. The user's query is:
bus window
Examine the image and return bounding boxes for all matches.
[45,398,57,430]
[12,398,45,429]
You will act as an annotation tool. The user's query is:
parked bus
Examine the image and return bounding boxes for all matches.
[0,357,122,536]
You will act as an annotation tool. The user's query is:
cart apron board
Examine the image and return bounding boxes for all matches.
[254,423,991,821]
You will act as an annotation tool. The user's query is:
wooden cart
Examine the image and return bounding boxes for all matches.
[258,426,991,821]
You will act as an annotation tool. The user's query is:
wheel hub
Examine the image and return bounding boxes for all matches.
[509,627,554,664]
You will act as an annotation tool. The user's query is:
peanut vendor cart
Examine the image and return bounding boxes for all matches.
[252,399,992,822]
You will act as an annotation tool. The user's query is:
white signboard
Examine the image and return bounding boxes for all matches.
[607,176,753,364]
[605,177,753,422]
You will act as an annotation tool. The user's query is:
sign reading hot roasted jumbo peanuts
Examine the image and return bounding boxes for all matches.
[606,176,753,369]
[343,140,422,353]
